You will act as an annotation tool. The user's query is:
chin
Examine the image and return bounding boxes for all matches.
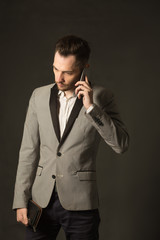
[57,85,68,91]
[56,83,65,89]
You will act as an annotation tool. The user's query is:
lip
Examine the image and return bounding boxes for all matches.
[57,83,65,87]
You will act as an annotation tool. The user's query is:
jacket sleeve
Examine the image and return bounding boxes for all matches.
[12,89,40,210]
[85,89,129,154]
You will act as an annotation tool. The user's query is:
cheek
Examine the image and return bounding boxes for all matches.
[65,76,77,85]
[71,74,81,83]
[53,70,58,78]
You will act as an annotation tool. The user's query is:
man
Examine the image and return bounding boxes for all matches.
[13,35,129,240]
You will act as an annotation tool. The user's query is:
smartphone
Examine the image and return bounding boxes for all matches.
[79,69,85,82]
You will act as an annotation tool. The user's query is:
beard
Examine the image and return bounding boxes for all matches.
[56,82,75,91]
[55,75,80,92]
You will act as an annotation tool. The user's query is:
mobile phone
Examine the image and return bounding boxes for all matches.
[79,69,85,81]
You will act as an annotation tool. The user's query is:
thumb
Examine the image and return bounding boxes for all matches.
[23,215,28,226]
[85,75,89,83]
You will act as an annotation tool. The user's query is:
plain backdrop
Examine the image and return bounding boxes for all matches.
[0,1,160,240]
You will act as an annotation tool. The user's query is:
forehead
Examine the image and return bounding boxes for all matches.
[53,51,77,71]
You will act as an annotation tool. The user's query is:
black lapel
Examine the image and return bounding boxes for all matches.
[58,97,83,149]
[49,84,60,142]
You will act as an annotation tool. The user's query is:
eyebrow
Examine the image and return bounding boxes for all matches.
[53,65,74,73]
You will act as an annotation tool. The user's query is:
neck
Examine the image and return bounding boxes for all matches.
[64,89,75,99]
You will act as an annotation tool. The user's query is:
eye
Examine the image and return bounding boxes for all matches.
[53,66,58,71]
[66,72,73,75]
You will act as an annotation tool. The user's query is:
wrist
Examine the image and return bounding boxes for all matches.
[86,104,95,113]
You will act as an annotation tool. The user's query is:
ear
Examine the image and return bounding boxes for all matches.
[85,63,90,68]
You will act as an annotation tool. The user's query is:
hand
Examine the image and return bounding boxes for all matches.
[75,75,93,110]
[17,208,28,226]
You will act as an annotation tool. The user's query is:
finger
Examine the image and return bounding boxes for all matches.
[23,217,29,226]
[75,85,86,95]
[75,82,91,92]
[84,75,89,83]
[75,80,88,86]
[20,217,28,226]
[77,90,84,99]
[75,86,92,97]
[17,212,23,222]
[17,211,28,226]
[75,80,90,88]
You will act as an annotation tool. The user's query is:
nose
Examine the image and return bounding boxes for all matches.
[56,72,64,82]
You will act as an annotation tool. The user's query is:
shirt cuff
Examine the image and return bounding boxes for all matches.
[86,104,95,113]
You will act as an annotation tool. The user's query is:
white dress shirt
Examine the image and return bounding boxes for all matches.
[58,91,77,137]
[58,90,94,137]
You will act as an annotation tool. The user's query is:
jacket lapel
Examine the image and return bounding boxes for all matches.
[58,97,83,149]
[49,84,60,142]
[49,84,83,148]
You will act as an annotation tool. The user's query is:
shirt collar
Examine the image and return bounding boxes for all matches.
[58,90,76,99]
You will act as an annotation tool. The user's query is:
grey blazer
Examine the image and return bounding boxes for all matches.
[12,83,129,211]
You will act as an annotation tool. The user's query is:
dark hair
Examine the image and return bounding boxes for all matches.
[55,35,91,68]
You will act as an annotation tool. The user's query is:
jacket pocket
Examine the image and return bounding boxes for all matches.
[77,171,96,181]
[36,166,43,176]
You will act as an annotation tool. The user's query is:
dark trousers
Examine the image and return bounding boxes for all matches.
[25,189,100,240]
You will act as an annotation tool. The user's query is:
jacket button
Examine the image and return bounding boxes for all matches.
[57,152,61,156]
[52,175,56,179]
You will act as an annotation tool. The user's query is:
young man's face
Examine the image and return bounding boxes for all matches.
[53,51,82,92]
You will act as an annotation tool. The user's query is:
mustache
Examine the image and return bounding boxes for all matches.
[55,81,65,84]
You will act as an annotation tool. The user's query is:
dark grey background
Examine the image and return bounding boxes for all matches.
[1,0,160,239]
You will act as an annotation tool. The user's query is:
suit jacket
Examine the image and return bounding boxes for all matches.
[12,83,129,211]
